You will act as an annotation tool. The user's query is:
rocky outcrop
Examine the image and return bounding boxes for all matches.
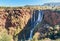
[0,8,31,36]
[43,10,60,26]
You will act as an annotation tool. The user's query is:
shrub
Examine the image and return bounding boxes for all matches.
[0,27,13,41]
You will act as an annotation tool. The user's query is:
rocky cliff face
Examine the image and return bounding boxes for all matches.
[0,8,60,40]
[43,10,60,26]
[0,8,31,36]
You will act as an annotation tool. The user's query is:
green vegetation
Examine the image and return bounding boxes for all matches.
[0,28,13,41]
[31,25,60,41]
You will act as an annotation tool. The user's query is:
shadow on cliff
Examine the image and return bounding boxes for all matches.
[18,10,40,40]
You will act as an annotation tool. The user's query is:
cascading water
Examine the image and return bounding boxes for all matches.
[29,10,44,40]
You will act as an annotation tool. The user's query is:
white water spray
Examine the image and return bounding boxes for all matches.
[29,10,43,40]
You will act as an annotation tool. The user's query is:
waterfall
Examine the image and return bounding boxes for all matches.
[29,10,43,40]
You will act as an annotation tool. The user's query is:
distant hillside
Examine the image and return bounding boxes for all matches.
[43,2,60,6]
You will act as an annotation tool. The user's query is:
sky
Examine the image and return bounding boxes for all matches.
[0,0,60,7]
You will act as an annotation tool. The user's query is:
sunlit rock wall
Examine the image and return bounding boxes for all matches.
[0,8,31,35]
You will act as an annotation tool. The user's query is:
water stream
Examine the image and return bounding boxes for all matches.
[29,10,44,40]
